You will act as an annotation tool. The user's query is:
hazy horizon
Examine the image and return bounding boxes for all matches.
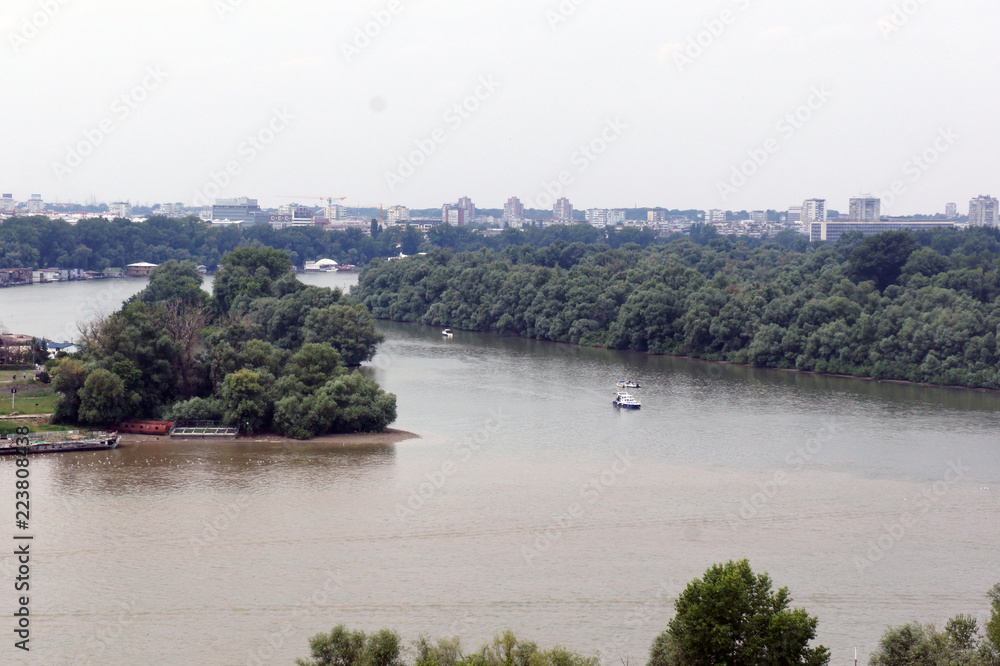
[2,1,995,216]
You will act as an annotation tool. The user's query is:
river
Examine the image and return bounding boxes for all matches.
[0,274,998,665]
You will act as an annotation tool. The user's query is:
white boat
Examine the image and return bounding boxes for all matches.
[442,328,453,337]
[613,391,641,409]
[617,380,641,389]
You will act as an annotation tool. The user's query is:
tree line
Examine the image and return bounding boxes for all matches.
[49,248,395,438]
[354,225,1000,390]
[0,215,673,272]
[294,560,1000,666]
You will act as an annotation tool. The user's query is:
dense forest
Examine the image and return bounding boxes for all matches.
[0,215,673,271]
[49,248,396,438]
[355,225,1000,390]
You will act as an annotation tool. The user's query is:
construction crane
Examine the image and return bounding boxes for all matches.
[343,203,385,226]
[276,196,347,224]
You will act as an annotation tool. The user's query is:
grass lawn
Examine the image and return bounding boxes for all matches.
[0,389,60,416]
[0,422,74,436]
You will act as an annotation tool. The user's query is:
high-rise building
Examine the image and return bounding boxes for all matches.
[442,204,465,226]
[787,206,803,226]
[802,199,826,224]
[503,197,524,223]
[160,203,183,217]
[586,209,607,227]
[110,202,133,219]
[969,196,999,227]
[848,197,880,223]
[553,197,573,222]
[456,196,476,222]
[386,206,410,225]
[706,209,726,225]
[648,210,666,223]
[25,195,44,214]
[750,211,767,224]
[587,208,626,227]
[946,203,958,219]
[211,197,269,226]
[0,194,15,213]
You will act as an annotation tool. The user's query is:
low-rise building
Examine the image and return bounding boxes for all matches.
[810,220,954,243]
[32,269,61,283]
[126,262,158,277]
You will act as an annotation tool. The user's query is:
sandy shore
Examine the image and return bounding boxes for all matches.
[119,427,420,449]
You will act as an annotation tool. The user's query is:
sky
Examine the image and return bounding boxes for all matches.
[1,0,997,215]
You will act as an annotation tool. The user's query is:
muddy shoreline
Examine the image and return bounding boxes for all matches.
[119,427,420,448]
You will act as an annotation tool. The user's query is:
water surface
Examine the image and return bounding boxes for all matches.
[0,276,997,665]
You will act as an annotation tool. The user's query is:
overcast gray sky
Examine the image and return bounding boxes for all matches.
[1,0,995,214]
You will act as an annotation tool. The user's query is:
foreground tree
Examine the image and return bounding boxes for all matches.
[296,625,403,666]
[869,584,1000,665]
[297,627,597,666]
[649,559,830,666]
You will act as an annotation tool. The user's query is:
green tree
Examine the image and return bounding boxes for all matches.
[77,369,127,425]
[987,584,1000,654]
[304,302,385,366]
[133,259,207,306]
[296,625,403,666]
[220,369,270,433]
[163,396,224,423]
[869,619,991,666]
[51,358,88,423]
[649,559,830,666]
[214,246,294,313]
[848,231,921,290]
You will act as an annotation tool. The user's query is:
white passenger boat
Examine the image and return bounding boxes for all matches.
[617,380,641,389]
[442,329,453,337]
[613,391,641,409]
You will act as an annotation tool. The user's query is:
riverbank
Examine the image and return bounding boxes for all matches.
[423,322,1000,395]
[119,427,419,448]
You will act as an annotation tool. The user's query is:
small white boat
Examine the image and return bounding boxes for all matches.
[613,391,641,409]
[442,328,453,337]
[617,380,641,389]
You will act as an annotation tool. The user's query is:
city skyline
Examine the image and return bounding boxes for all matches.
[1,2,997,215]
[0,190,980,219]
